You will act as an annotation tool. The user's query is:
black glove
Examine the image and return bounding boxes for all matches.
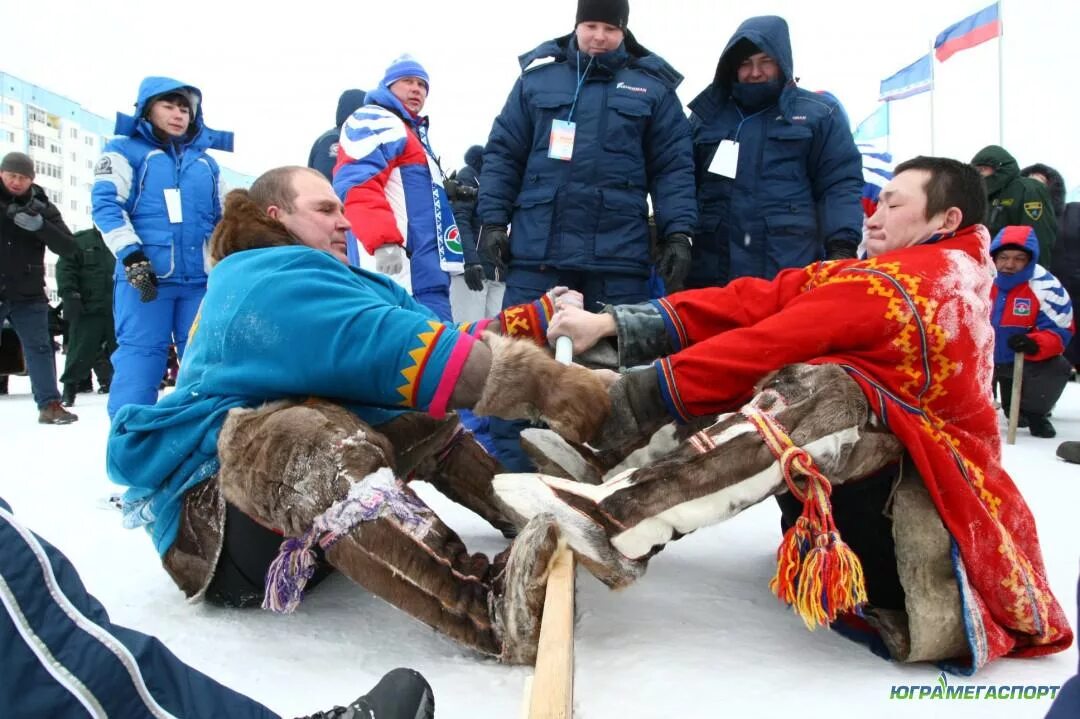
[6,196,47,232]
[478,225,510,275]
[824,239,858,261]
[62,293,83,325]
[123,250,158,303]
[656,232,693,292]
[463,263,486,292]
[1007,333,1039,355]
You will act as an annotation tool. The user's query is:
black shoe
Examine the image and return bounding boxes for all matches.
[295,668,434,719]
[61,384,78,407]
[0,376,8,395]
[1026,415,1056,438]
[78,378,94,393]
[1057,441,1080,464]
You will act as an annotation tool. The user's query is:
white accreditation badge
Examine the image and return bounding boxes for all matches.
[707,140,740,179]
[548,119,576,161]
[163,188,183,224]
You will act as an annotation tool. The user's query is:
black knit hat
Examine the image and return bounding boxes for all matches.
[0,152,35,179]
[576,0,629,30]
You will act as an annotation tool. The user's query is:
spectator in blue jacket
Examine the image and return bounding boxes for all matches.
[448,144,505,322]
[477,0,696,471]
[686,16,864,287]
[477,0,697,308]
[92,76,233,418]
[307,88,367,182]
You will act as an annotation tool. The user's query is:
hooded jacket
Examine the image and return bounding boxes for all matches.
[308,89,367,182]
[971,145,1057,267]
[477,32,696,277]
[687,16,863,287]
[91,76,233,285]
[989,225,1073,364]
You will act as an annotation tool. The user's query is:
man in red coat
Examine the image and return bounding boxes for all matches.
[496,156,1072,672]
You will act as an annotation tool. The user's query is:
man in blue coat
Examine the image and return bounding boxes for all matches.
[92,76,233,418]
[477,0,696,470]
[687,16,863,287]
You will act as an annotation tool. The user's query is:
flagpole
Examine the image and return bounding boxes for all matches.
[997,0,1005,145]
[928,40,936,154]
[885,102,891,155]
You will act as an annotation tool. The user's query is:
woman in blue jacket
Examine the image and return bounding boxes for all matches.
[92,76,233,417]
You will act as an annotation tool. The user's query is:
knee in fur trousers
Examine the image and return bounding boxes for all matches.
[215,398,564,664]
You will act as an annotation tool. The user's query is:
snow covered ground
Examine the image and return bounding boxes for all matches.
[1,370,1077,718]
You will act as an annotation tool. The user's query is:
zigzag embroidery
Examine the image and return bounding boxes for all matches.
[396,321,444,407]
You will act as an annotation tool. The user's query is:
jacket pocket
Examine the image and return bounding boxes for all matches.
[594,190,649,263]
[510,186,558,261]
[532,91,576,154]
[602,95,651,158]
[762,124,814,181]
[138,228,176,279]
[764,213,820,267]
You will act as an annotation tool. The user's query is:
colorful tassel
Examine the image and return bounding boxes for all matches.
[743,405,868,629]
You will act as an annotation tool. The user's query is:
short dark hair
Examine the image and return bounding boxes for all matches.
[893,156,987,230]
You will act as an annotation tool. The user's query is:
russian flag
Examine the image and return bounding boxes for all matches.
[879,55,932,101]
[935,3,1001,62]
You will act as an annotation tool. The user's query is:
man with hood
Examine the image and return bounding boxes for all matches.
[448,144,504,322]
[476,0,697,470]
[333,56,462,322]
[92,76,233,418]
[307,88,367,182]
[971,145,1057,267]
[989,226,1073,438]
[687,16,864,287]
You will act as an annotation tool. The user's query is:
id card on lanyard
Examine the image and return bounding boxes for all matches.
[548,120,576,161]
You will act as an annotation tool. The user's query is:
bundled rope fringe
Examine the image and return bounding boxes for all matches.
[262,467,431,613]
[742,406,868,629]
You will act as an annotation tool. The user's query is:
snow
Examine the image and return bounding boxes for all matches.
[1,371,1077,719]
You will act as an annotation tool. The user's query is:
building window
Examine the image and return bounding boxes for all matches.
[3,131,12,142]
[86,159,93,169]
[50,143,62,155]
[28,106,46,124]
[70,200,78,211]
[70,128,79,139]
[70,175,78,187]
[84,136,94,147]
[29,132,45,148]
[46,188,61,203]
[5,104,14,115]
[34,161,62,180]
[85,206,92,217]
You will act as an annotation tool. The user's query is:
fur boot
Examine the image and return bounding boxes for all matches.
[491,514,563,664]
[495,364,903,588]
[472,332,610,444]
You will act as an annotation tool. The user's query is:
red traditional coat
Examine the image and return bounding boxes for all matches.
[651,224,1072,671]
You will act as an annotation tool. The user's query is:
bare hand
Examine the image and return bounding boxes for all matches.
[547,305,616,355]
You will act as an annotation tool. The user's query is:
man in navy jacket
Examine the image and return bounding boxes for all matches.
[687,15,863,287]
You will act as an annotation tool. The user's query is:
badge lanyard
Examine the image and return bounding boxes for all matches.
[548,53,594,162]
[707,105,771,179]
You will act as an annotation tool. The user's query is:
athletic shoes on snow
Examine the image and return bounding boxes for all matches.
[294,667,434,719]
[38,401,78,425]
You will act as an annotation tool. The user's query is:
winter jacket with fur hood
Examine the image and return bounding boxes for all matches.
[971,145,1057,267]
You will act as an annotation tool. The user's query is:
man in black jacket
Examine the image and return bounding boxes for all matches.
[0,152,78,423]
[447,144,505,322]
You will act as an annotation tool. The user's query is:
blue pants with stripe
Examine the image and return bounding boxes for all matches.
[0,497,277,719]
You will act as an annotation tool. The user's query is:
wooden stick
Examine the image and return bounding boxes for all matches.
[1007,352,1025,445]
[523,334,577,718]
[528,547,575,718]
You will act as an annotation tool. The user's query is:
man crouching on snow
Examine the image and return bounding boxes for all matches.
[106,165,612,664]
[495,156,1073,672]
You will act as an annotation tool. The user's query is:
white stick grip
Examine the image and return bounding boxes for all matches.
[555,335,573,365]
